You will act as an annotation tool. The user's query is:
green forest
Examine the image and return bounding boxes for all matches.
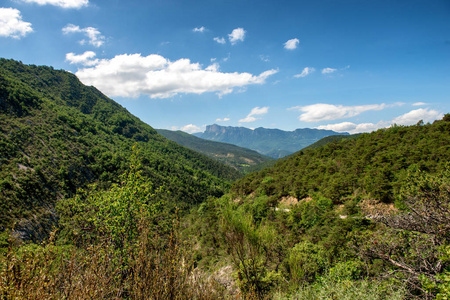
[1,59,450,299]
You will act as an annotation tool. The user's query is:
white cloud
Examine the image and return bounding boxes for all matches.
[216,117,230,122]
[315,108,443,134]
[205,62,220,72]
[62,24,105,47]
[75,53,278,99]
[193,26,205,32]
[228,28,245,45]
[172,124,204,134]
[20,0,88,8]
[392,108,443,125]
[294,67,315,78]
[284,38,299,50]
[65,51,99,66]
[0,8,33,39]
[259,55,270,62]
[412,102,427,106]
[214,36,226,44]
[316,121,389,134]
[290,103,389,122]
[239,106,269,123]
[322,67,337,74]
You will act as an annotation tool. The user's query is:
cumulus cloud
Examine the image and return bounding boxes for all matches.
[65,51,98,66]
[239,106,269,123]
[321,67,337,74]
[228,28,245,45]
[214,36,226,44]
[216,117,230,122]
[294,67,315,78]
[290,103,389,122]
[20,0,88,8]
[62,24,105,47]
[412,102,427,106]
[392,108,443,125]
[75,53,278,99]
[315,108,443,134]
[193,26,205,32]
[0,8,33,39]
[171,124,204,134]
[316,121,389,134]
[284,38,299,50]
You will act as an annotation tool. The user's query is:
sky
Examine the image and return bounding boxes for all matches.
[1,0,449,134]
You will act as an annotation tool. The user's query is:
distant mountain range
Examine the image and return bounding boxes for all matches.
[156,129,272,173]
[193,124,349,158]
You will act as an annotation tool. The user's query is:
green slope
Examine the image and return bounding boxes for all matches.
[302,133,361,150]
[232,117,450,203]
[156,129,273,173]
[0,58,240,236]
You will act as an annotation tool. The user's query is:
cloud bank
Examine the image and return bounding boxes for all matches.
[291,103,389,122]
[75,53,278,99]
[66,51,98,66]
[239,106,269,123]
[172,124,204,134]
[20,0,88,8]
[0,8,33,39]
[316,108,443,134]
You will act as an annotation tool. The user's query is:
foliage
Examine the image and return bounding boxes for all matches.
[358,164,450,298]
[273,273,406,300]
[232,116,450,203]
[0,153,226,299]
[157,129,273,173]
[0,58,240,237]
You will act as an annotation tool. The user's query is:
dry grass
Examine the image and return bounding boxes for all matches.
[0,225,227,299]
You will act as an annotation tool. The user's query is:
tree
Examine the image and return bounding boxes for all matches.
[360,164,450,298]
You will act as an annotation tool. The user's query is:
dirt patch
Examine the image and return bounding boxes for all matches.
[279,196,299,206]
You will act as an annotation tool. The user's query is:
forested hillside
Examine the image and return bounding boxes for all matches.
[186,116,449,299]
[1,58,449,299]
[232,118,450,203]
[0,58,240,238]
[156,129,272,173]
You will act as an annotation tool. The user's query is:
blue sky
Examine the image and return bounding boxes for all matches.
[1,0,449,134]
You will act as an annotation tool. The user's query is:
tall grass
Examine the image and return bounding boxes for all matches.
[0,224,226,299]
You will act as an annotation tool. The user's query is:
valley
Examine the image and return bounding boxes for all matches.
[0,59,449,299]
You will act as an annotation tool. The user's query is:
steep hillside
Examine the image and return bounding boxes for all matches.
[156,129,272,173]
[195,124,348,158]
[232,117,450,203]
[0,58,240,236]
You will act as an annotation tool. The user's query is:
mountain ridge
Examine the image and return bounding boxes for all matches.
[156,129,272,173]
[194,124,349,158]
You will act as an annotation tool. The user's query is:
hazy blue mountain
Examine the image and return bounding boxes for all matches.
[156,129,272,173]
[194,124,348,158]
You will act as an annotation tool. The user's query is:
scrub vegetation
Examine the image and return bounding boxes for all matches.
[1,59,449,299]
